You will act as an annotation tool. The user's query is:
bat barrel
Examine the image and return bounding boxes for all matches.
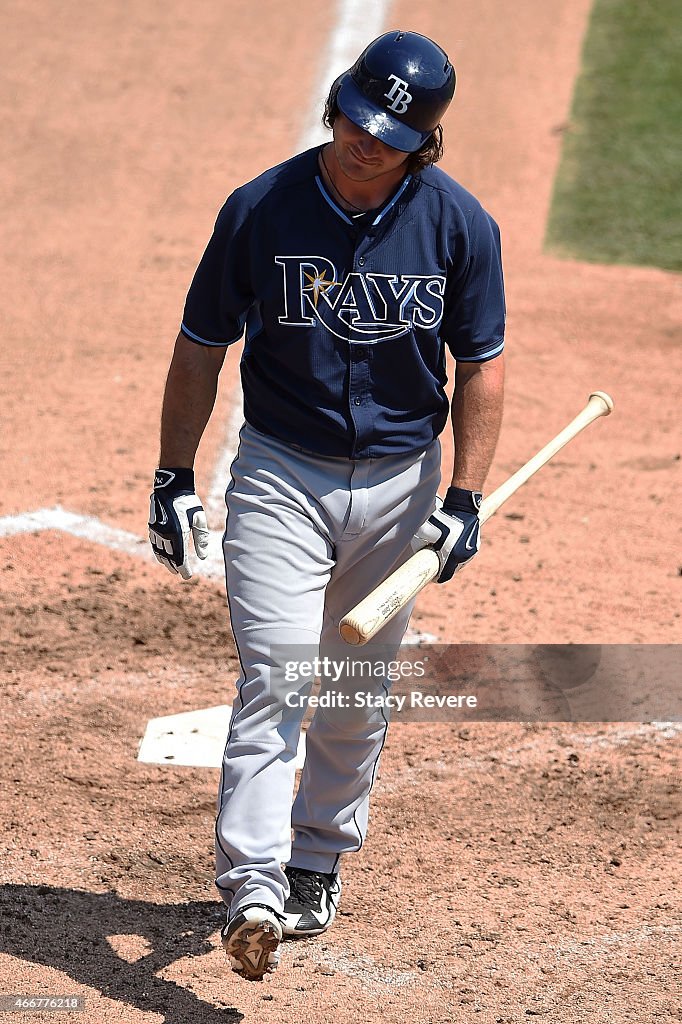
[340,548,440,645]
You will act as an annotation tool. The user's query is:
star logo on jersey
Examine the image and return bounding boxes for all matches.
[276,256,445,344]
[302,268,340,307]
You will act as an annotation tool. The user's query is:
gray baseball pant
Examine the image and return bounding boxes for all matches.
[215,423,440,917]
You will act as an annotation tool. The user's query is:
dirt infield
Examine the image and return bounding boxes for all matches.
[1,1,680,1022]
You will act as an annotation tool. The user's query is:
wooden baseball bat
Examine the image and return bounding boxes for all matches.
[339,391,614,645]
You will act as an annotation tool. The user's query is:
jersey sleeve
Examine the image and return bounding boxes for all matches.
[180,192,254,347]
[441,205,506,362]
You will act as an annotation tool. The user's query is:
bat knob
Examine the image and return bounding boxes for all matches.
[339,621,363,645]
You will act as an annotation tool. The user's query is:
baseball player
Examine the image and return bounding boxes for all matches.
[149,30,505,980]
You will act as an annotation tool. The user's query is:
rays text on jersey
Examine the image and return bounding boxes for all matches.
[276,256,445,344]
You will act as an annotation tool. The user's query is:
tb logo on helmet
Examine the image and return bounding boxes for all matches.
[384,74,413,115]
[335,31,456,153]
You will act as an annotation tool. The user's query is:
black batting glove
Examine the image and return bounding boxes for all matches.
[410,486,482,583]
[148,468,209,580]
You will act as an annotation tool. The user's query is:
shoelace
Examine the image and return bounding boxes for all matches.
[288,870,324,907]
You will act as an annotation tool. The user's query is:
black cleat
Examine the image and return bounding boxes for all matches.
[281,866,342,937]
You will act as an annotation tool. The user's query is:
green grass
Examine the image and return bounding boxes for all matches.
[545,0,682,271]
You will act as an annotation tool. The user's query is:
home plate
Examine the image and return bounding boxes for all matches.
[137,705,307,768]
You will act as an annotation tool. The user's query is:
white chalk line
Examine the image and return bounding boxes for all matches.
[208,0,392,507]
[199,0,442,644]
[3,0,395,586]
[287,924,682,991]
[0,507,151,559]
[380,722,682,789]
[0,4,445,641]
[305,947,418,990]
[0,506,227,581]
[296,0,391,152]
[0,504,435,642]
[556,924,682,956]
[467,721,682,767]
[206,399,244,528]
[2,518,670,668]
[566,721,682,743]
[203,396,245,578]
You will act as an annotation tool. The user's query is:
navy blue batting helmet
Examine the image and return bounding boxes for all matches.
[336,31,456,153]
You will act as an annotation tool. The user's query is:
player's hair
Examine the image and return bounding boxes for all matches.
[322,81,444,174]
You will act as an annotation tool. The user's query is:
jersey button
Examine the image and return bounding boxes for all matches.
[357,257,365,266]
[353,397,361,406]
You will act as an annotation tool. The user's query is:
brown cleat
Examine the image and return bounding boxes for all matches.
[221,904,283,980]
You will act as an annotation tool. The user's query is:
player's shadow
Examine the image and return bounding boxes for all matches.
[0,884,244,1023]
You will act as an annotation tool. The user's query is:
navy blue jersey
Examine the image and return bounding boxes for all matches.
[181,146,505,459]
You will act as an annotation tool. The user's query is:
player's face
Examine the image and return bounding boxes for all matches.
[332,112,410,183]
